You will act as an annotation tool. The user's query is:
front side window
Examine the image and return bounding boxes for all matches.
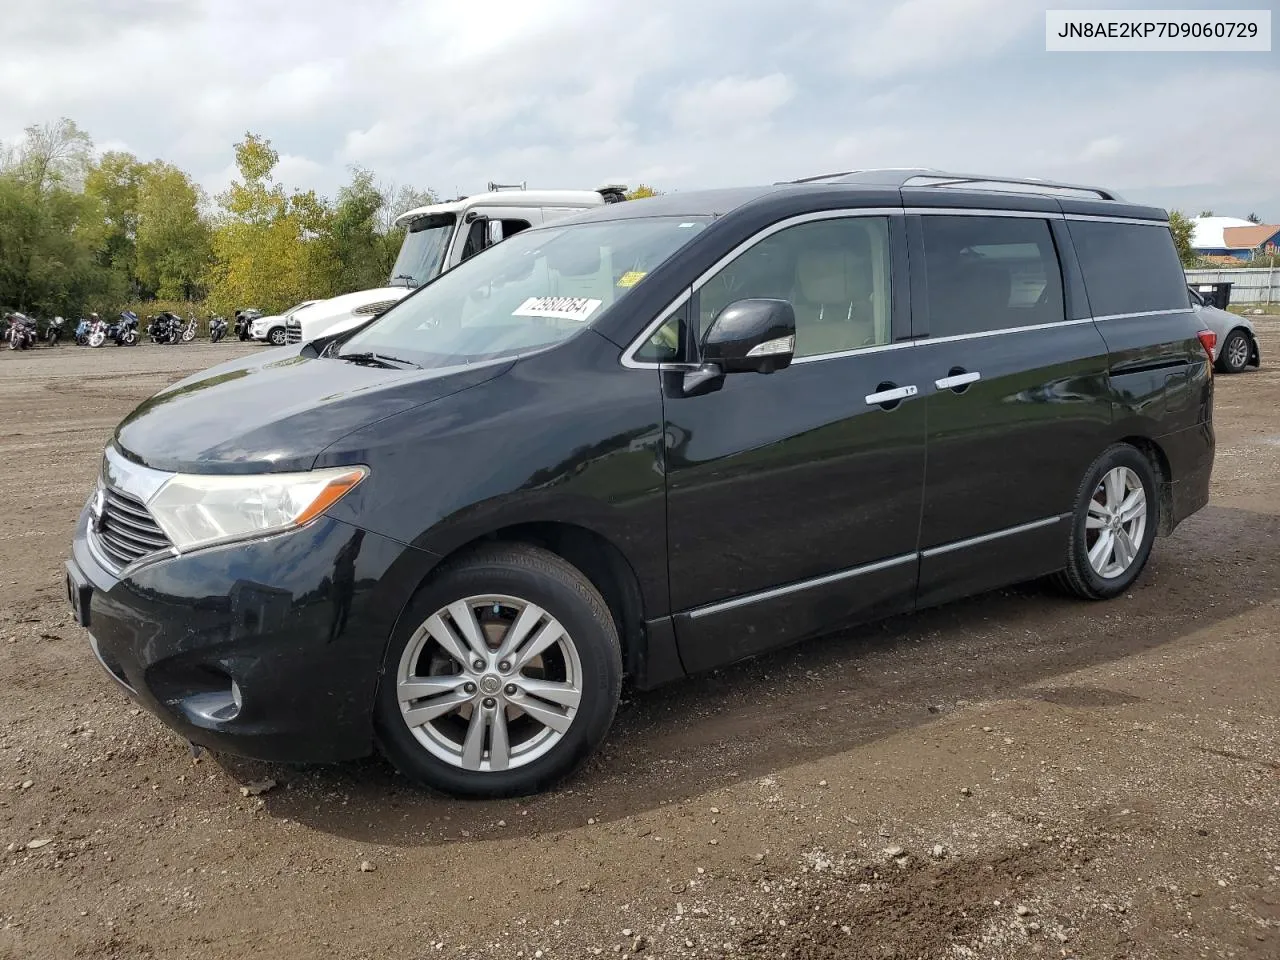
[922,216,1065,337]
[698,217,892,359]
[342,217,708,369]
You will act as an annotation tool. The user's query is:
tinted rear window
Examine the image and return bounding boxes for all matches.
[1067,221,1189,317]
[921,216,1065,338]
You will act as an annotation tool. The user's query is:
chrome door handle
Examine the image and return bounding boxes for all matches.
[935,371,981,390]
[864,384,918,406]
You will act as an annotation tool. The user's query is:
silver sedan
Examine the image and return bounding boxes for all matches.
[1188,287,1262,374]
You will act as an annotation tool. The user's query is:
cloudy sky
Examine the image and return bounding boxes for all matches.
[3,0,1277,218]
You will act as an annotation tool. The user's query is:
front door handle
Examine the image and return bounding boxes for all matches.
[935,370,981,392]
[865,384,918,407]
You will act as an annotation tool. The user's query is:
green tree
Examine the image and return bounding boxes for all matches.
[83,151,145,290]
[1167,211,1197,267]
[1198,209,1214,218]
[625,184,661,200]
[206,134,313,313]
[1247,212,1262,224]
[136,162,212,301]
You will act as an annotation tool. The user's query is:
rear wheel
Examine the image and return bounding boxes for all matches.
[375,544,622,798]
[1216,329,1250,374]
[1055,444,1158,600]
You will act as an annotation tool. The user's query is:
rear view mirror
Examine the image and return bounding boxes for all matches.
[702,299,796,374]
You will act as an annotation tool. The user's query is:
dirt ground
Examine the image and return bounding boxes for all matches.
[1,329,1278,960]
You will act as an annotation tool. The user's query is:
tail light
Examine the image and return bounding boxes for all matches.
[1197,330,1216,358]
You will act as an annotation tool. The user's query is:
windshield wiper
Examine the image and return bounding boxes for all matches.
[390,274,420,288]
[337,351,420,370]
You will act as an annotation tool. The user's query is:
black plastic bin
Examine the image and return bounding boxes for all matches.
[1193,282,1233,309]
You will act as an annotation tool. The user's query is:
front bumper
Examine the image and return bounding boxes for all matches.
[68,507,433,763]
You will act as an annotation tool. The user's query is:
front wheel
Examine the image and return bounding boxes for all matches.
[375,544,622,798]
[88,331,106,348]
[211,329,224,343]
[1216,329,1251,374]
[268,327,287,346]
[1055,444,1158,600]
[182,327,196,342]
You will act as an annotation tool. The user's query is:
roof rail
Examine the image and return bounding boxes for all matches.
[487,181,527,192]
[782,168,1123,201]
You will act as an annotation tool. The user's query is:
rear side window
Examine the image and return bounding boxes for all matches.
[1067,221,1188,317]
[921,216,1065,338]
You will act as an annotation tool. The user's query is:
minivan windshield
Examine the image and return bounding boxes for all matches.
[389,214,456,287]
[342,216,709,369]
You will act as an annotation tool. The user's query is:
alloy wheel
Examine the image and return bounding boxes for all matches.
[1085,466,1147,579]
[1228,335,1249,369]
[395,595,583,773]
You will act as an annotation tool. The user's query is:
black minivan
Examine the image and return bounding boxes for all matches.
[67,170,1215,797]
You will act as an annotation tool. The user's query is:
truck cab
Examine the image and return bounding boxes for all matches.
[286,185,626,345]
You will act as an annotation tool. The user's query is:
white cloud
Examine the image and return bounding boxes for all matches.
[0,1,1277,219]
[667,74,797,137]
[844,0,1038,77]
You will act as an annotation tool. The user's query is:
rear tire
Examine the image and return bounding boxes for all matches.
[1054,443,1158,600]
[1216,329,1250,374]
[375,544,622,798]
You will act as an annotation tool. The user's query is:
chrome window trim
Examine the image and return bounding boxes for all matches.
[920,514,1069,559]
[904,207,1066,220]
[915,316,1096,346]
[1092,307,1190,322]
[685,552,917,620]
[620,208,902,370]
[791,340,915,364]
[1065,214,1170,227]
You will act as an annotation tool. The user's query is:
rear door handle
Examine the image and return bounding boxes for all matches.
[864,384,918,406]
[935,371,981,391]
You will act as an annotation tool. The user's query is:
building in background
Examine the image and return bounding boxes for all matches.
[1191,216,1280,261]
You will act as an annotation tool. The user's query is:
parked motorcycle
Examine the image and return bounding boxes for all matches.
[113,311,140,346]
[75,318,92,346]
[147,312,180,344]
[234,308,261,341]
[5,313,36,351]
[87,314,109,348]
[45,316,65,345]
[180,315,198,342]
[208,315,228,343]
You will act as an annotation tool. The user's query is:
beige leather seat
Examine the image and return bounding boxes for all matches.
[791,247,876,357]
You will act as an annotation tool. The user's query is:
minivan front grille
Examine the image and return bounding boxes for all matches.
[91,487,173,570]
[285,322,302,344]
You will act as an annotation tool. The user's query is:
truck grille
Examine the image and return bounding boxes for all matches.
[92,487,173,570]
[285,322,302,344]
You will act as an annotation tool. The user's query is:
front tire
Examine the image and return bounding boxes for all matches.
[375,544,622,798]
[1216,329,1250,374]
[268,327,287,346]
[1055,444,1158,600]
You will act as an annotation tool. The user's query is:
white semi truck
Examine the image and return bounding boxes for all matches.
[285,184,627,345]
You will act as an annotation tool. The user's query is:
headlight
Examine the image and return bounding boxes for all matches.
[147,466,368,552]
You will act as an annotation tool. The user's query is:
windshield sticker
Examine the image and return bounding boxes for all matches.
[617,271,646,288]
[512,296,603,322]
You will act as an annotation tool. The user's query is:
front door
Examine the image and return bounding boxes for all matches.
[661,213,928,673]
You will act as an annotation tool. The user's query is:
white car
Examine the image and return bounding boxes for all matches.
[1187,286,1261,374]
[285,185,627,346]
[250,301,319,345]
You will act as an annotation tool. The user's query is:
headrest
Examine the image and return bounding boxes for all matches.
[795,248,856,304]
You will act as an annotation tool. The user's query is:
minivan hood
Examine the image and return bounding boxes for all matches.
[114,348,512,473]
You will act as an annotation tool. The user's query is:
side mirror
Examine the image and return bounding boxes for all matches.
[701,299,796,374]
